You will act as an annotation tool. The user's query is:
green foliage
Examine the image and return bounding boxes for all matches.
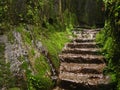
[96,0,120,89]
[20,49,53,90]
[7,31,14,44]
[0,44,4,53]
[118,80,120,90]
[30,49,35,56]
[110,73,117,82]
[11,22,72,89]
[27,75,53,90]
[96,31,113,58]
[103,37,113,59]
[23,31,32,44]
[22,55,53,90]
[63,9,76,30]
[16,25,32,45]
[9,87,20,90]
[35,55,50,76]
[0,0,9,23]
[41,29,70,69]
[0,0,77,89]
[96,29,106,46]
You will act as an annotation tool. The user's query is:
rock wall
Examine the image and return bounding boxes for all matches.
[0,32,29,88]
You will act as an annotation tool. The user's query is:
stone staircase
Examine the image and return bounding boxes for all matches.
[57,29,112,90]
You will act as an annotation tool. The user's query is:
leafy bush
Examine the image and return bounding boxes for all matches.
[28,75,53,90]
[96,0,120,89]
[41,29,71,69]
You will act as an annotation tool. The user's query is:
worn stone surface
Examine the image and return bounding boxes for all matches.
[0,31,30,88]
[57,28,112,90]
[1,27,57,89]
[4,31,28,76]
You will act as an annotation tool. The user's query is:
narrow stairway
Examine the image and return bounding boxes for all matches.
[57,28,112,90]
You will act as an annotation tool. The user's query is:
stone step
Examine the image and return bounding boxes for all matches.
[56,29,113,90]
[57,83,112,90]
[59,72,110,86]
[73,38,95,43]
[82,29,100,32]
[73,32,98,37]
[74,34,96,39]
[73,30,99,38]
[62,48,100,55]
[82,31,99,34]
[59,73,112,90]
[60,63,106,74]
[67,42,98,48]
[72,29,100,34]
[59,54,105,64]
[83,28,101,31]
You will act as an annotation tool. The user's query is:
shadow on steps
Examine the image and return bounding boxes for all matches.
[59,80,116,90]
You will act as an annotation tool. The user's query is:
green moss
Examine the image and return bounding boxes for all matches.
[28,75,53,90]
[30,49,35,56]
[41,31,70,69]
[16,25,24,32]
[22,31,32,45]
[0,44,4,53]
[0,44,5,64]
[18,56,25,62]
[12,25,32,45]
[7,31,15,44]
[26,55,53,90]
[96,1,120,89]
[1,9,74,89]
[96,29,106,45]
[35,55,51,76]
[103,37,113,52]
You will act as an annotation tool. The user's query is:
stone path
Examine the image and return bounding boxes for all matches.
[57,28,112,90]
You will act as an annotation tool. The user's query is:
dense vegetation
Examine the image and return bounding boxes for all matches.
[0,0,76,89]
[96,0,120,89]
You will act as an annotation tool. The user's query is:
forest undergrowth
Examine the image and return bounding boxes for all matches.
[0,0,76,89]
[96,0,120,90]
